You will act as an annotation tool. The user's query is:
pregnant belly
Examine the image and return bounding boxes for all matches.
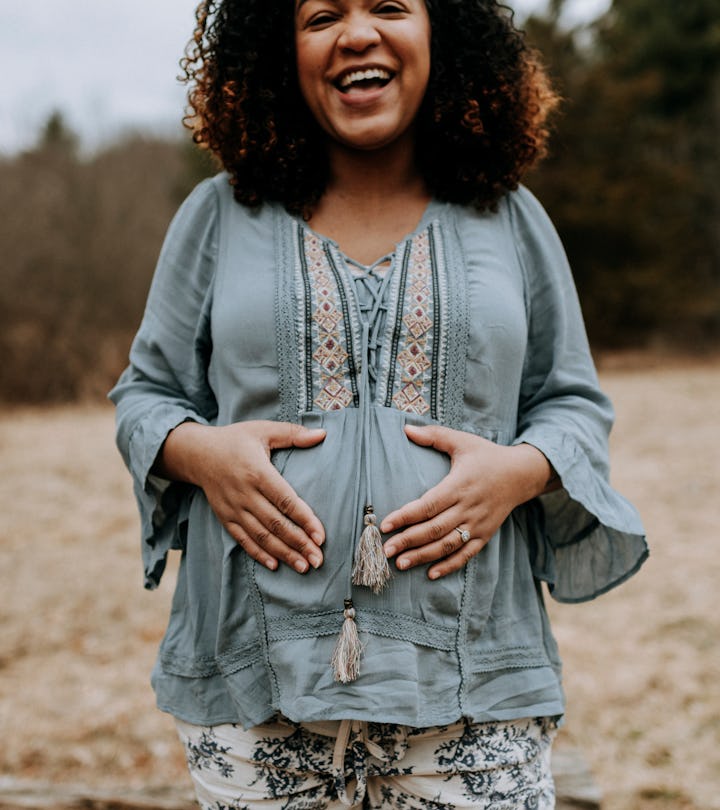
[246,405,463,627]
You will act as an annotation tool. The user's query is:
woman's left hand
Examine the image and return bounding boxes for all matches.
[380,424,556,580]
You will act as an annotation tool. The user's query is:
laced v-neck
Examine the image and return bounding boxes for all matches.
[346,257,395,393]
[294,199,443,399]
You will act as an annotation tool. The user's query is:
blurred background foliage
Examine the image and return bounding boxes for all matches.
[525,0,720,346]
[1,0,718,402]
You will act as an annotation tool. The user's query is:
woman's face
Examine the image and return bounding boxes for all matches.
[294,0,431,153]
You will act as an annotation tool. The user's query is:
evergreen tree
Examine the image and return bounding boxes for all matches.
[36,110,80,156]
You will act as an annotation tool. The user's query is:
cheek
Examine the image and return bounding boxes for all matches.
[295,47,310,93]
[405,27,432,94]
[295,38,316,83]
[295,45,325,108]
[421,33,432,84]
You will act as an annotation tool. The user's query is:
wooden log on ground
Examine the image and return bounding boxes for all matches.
[0,745,602,809]
[554,745,603,809]
[0,778,196,810]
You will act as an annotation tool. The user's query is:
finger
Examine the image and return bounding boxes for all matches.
[380,481,459,536]
[225,522,279,572]
[264,422,326,451]
[240,511,315,574]
[258,464,326,546]
[427,538,488,580]
[403,423,461,454]
[383,504,463,558]
[250,499,324,569]
[394,527,469,571]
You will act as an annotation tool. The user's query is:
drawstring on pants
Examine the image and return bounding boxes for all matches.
[331,719,403,807]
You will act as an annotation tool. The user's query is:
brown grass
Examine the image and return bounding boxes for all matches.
[1,358,719,808]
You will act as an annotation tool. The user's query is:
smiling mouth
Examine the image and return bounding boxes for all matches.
[335,68,394,94]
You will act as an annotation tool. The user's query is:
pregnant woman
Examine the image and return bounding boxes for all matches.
[110,0,648,806]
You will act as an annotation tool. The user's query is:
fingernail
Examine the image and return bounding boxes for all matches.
[380,521,393,532]
[295,559,309,573]
[266,559,278,571]
[428,570,440,580]
[312,531,325,546]
[384,545,395,558]
[309,554,323,569]
[396,558,409,570]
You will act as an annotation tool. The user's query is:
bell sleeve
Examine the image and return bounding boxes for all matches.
[508,186,648,603]
[109,177,220,589]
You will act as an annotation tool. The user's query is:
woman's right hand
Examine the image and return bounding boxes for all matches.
[156,420,326,573]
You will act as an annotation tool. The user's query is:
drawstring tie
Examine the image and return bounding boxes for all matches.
[352,506,386,592]
[331,259,395,683]
[331,719,406,807]
[350,318,390,594]
[330,600,361,684]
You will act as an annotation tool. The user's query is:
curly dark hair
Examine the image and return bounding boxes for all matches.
[181,0,558,214]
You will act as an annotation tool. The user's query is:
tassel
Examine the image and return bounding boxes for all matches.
[331,600,362,683]
[352,507,391,593]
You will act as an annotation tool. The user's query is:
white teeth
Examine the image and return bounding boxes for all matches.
[339,68,391,89]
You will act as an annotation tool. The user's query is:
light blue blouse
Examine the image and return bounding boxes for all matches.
[110,173,647,729]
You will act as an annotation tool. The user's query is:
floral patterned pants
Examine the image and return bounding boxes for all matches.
[175,714,557,809]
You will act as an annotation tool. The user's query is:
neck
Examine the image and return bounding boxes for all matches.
[325,135,426,205]
[307,136,432,265]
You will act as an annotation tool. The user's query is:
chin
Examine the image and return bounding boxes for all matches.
[334,131,408,153]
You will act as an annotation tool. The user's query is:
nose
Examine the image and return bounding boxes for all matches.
[337,12,382,52]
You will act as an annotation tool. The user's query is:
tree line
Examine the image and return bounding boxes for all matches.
[0,123,212,402]
[525,0,720,346]
[1,0,718,403]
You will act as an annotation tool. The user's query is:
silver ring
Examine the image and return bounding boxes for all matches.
[455,527,471,543]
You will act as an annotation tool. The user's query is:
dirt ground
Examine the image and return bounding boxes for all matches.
[1,355,718,809]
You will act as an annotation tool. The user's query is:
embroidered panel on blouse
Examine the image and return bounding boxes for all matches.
[296,229,359,412]
[293,222,449,420]
[383,229,442,416]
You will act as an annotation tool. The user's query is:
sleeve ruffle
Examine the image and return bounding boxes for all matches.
[515,429,648,603]
[507,185,648,603]
[127,404,209,589]
[109,177,221,589]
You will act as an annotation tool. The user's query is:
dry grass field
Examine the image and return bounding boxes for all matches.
[1,356,719,809]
